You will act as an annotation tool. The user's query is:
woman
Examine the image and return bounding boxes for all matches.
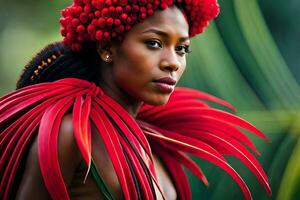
[0,0,271,199]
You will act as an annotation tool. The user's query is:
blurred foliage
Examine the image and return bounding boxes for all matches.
[0,0,300,199]
[180,0,300,199]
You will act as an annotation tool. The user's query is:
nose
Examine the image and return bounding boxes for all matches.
[159,49,181,72]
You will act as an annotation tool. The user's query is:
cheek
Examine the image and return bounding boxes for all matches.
[112,53,152,92]
[114,47,158,80]
[177,59,187,80]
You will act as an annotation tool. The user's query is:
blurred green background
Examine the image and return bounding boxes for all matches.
[1,0,300,199]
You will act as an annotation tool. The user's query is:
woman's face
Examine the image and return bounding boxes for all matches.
[109,6,190,106]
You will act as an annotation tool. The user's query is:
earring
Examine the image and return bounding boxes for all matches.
[104,54,112,62]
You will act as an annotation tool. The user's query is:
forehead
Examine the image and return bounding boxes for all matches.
[128,6,189,38]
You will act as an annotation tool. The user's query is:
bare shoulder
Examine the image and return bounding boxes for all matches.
[57,113,83,185]
[16,113,82,199]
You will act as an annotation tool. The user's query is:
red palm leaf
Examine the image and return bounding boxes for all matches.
[144,128,253,200]
[96,97,154,170]
[38,97,74,200]
[100,95,153,160]
[151,142,192,200]
[0,110,42,199]
[163,118,260,155]
[172,126,270,192]
[72,95,92,179]
[90,103,138,200]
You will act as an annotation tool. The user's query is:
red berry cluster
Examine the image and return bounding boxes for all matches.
[60,0,219,51]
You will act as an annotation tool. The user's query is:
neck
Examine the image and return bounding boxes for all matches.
[98,67,142,118]
[101,84,143,118]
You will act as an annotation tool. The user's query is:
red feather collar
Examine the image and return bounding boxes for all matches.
[0,78,271,200]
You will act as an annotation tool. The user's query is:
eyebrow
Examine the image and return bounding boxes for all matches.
[142,28,190,42]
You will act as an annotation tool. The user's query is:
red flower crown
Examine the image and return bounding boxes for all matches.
[60,0,220,51]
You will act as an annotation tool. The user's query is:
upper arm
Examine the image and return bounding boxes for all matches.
[16,114,82,199]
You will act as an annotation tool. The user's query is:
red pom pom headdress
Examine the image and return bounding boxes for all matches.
[60,0,220,51]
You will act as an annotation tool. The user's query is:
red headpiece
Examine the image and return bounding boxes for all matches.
[60,0,220,51]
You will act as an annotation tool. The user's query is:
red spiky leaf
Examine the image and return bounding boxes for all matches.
[38,97,74,200]
[90,102,138,200]
[151,142,192,200]
[72,95,92,173]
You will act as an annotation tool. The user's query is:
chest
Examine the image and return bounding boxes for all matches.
[69,128,177,199]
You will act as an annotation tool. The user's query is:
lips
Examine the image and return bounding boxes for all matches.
[153,77,177,85]
[153,77,177,93]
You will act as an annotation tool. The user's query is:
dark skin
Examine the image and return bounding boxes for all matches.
[16,6,190,199]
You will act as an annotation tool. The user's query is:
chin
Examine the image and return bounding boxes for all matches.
[144,95,171,106]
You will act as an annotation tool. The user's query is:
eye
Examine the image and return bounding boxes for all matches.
[175,45,192,56]
[145,40,162,49]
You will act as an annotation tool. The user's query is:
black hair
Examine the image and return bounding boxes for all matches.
[16,41,101,89]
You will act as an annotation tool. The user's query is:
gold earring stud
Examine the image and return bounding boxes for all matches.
[105,54,112,62]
